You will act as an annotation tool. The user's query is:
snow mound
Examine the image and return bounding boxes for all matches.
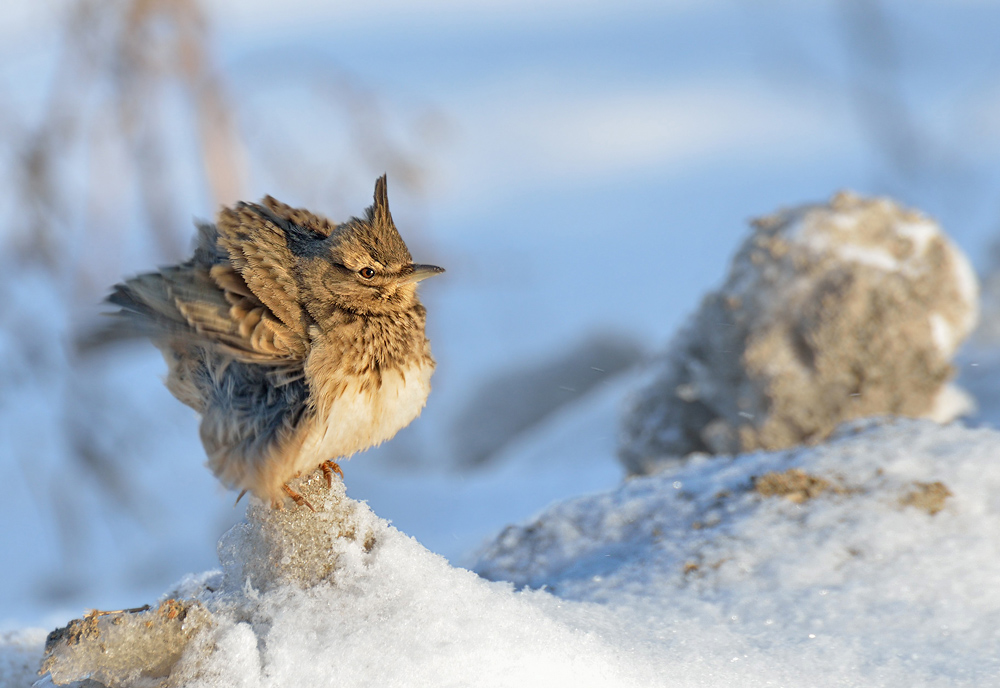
[35,475,655,688]
[620,192,979,475]
[477,419,1000,683]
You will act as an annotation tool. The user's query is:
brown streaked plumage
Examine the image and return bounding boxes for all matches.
[109,176,443,505]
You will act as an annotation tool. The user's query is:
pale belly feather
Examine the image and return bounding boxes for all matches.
[291,360,433,476]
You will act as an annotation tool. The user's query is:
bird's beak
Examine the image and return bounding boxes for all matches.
[405,264,445,283]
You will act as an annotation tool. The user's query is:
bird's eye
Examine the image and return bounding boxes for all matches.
[359,267,376,279]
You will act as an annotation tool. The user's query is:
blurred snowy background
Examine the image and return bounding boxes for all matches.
[3,0,1000,632]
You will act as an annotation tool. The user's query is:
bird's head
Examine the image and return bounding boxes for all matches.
[293,176,444,320]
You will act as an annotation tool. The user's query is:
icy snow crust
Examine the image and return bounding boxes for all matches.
[478,419,1000,685]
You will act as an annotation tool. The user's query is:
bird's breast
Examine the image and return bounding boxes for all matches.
[292,358,433,474]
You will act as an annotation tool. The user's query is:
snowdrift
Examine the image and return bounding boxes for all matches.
[479,418,1000,685]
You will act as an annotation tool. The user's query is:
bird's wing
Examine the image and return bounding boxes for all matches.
[108,204,321,362]
[109,263,308,363]
[215,202,306,335]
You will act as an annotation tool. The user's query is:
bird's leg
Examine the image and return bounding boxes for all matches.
[320,460,344,489]
[282,483,316,512]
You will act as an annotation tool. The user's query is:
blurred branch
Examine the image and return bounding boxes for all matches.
[16,0,107,270]
[116,0,245,260]
[171,0,246,207]
[14,0,246,272]
[333,76,428,195]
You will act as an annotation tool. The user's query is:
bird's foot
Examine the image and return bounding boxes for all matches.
[281,483,316,511]
[320,460,344,489]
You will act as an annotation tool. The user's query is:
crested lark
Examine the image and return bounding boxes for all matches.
[109,176,443,506]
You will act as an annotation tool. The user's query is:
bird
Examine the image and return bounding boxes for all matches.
[107,175,443,508]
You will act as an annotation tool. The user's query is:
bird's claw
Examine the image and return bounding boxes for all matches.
[282,483,315,511]
[320,460,344,489]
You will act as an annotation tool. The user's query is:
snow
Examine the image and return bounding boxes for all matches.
[477,419,1000,685]
[16,419,1000,686]
[199,490,658,688]
[29,477,662,687]
[896,219,939,255]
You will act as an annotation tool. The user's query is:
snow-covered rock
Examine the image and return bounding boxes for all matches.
[478,419,1000,684]
[620,192,979,475]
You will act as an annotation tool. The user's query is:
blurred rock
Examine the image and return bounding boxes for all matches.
[453,334,644,468]
[620,192,979,475]
[900,480,953,515]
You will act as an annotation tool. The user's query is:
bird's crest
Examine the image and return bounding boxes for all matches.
[367,174,394,229]
[341,174,411,268]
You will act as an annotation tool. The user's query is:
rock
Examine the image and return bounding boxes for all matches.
[752,468,839,503]
[900,480,952,515]
[620,192,979,475]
